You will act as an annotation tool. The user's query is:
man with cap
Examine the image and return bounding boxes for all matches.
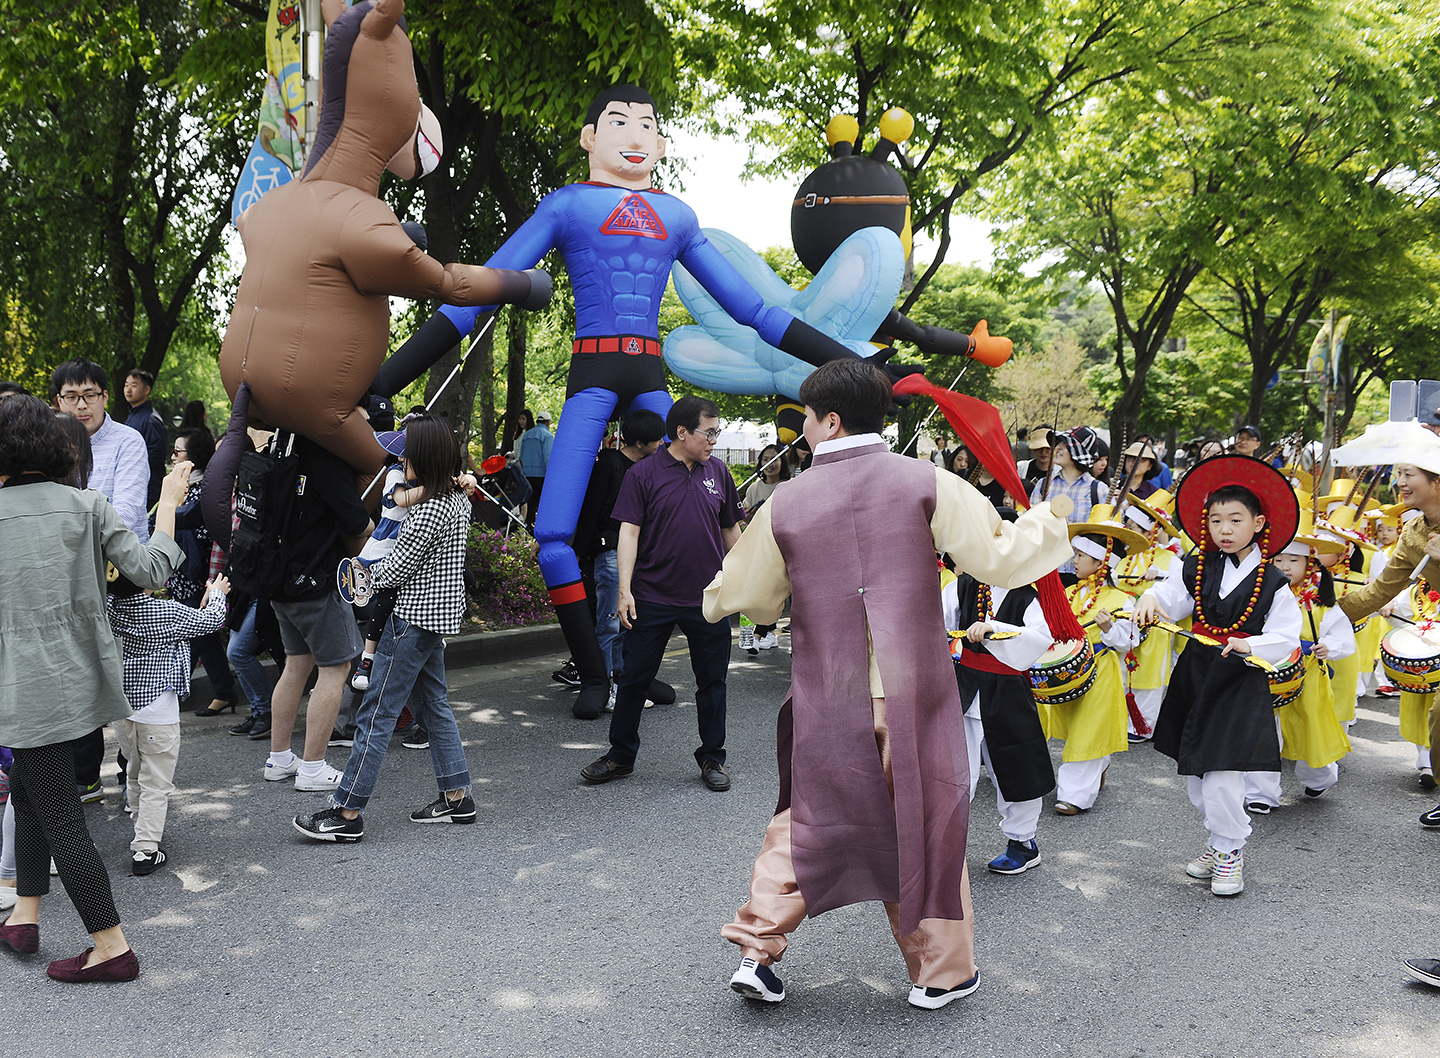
[519,410,554,531]
[1017,426,1052,496]
[1233,425,1263,459]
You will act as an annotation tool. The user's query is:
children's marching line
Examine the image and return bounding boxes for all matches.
[947,451,1440,905]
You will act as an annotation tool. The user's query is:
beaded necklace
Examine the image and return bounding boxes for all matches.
[1192,531,1268,634]
[975,582,993,622]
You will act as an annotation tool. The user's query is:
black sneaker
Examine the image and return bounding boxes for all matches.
[229,715,259,736]
[1420,804,1440,829]
[401,725,430,750]
[986,839,1041,875]
[293,807,363,843]
[131,849,166,876]
[410,794,477,824]
[247,717,273,741]
[1245,801,1272,815]
[328,725,356,748]
[1126,731,1151,744]
[552,658,581,687]
[1303,786,1325,798]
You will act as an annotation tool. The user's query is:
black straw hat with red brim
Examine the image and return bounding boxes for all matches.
[1174,454,1299,558]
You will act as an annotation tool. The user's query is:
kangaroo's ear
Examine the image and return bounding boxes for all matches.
[361,0,403,39]
[321,0,346,28]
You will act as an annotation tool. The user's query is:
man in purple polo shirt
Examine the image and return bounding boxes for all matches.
[580,395,743,791]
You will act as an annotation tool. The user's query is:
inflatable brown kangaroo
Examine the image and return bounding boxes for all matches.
[219,0,546,476]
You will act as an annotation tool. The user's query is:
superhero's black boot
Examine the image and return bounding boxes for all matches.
[553,598,610,720]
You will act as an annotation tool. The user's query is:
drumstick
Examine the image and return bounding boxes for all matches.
[1151,620,1276,672]
[984,630,1023,641]
[1413,556,1430,582]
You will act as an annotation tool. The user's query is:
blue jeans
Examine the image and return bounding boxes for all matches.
[608,600,730,768]
[228,599,274,719]
[594,548,621,679]
[333,616,470,812]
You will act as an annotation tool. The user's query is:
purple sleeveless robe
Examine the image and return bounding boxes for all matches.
[770,441,970,936]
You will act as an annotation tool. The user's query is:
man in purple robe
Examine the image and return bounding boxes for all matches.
[703,360,1072,1010]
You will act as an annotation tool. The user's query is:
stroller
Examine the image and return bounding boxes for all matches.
[470,455,531,536]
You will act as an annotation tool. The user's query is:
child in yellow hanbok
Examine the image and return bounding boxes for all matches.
[1386,572,1439,788]
[1045,511,1143,815]
[1116,491,1179,742]
[1363,505,1406,700]
[1243,529,1353,812]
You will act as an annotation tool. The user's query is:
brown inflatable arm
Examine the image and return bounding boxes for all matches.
[338,201,533,305]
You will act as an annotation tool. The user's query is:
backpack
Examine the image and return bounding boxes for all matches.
[225,431,303,599]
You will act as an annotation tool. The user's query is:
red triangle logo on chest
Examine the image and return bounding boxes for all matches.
[599,193,668,240]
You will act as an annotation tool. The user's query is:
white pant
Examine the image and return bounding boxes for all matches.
[1129,687,1164,736]
[1056,756,1110,810]
[1296,761,1339,792]
[1419,746,1432,770]
[1186,771,1251,853]
[1244,715,1343,804]
[113,719,180,853]
[964,710,1044,843]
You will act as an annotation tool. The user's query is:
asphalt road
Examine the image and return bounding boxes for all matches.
[7,637,1439,1057]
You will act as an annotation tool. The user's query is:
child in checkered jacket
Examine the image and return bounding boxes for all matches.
[105,568,229,876]
[294,415,480,843]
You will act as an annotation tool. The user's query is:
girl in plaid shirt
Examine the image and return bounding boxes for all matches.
[294,416,480,842]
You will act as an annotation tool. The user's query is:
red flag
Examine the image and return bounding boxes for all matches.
[894,373,1084,641]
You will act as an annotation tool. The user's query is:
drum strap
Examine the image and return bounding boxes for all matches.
[960,650,1022,677]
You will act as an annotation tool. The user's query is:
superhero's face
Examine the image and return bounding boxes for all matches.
[581,101,666,184]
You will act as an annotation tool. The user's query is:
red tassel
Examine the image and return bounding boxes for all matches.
[1125,690,1150,736]
[1035,571,1085,641]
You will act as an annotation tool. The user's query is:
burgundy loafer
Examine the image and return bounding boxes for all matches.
[46,947,140,983]
[0,916,38,954]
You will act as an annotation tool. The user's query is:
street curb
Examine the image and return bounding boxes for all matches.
[188,621,566,706]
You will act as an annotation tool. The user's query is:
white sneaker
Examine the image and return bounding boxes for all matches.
[0,887,16,911]
[294,762,343,792]
[907,972,980,1009]
[755,632,779,650]
[1210,849,1244,896]
[730,957,785,1002]
[263,755,301,782]
[738,625,756,654]
[1185,845,1218,879]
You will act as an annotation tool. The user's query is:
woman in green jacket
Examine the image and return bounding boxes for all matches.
[0,395,190,983]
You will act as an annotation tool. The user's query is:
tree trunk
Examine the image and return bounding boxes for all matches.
[478,322,497,458]
[503,307,528,454]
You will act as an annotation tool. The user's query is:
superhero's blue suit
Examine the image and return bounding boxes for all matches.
[438,182,823,606]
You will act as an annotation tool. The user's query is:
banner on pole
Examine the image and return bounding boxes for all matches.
[231,0,306,225]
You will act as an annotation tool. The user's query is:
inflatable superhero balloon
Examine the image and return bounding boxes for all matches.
[662,108,1011,444]
[217,0,549,480]
[378,84,909,721]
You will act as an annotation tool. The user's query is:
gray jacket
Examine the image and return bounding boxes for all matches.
[0,480,182,748]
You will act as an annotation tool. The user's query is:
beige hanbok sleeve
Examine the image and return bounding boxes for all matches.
[930,468,1072,588]
[702,501,790,625]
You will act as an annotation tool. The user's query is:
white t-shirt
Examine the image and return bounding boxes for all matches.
[131,688,180,726]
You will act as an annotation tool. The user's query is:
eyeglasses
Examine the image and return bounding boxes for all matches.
[172,446,188,457]
[57,390,105,407]
[689,427,722,442]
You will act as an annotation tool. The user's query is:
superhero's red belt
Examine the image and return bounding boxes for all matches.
[959,650,1022,677]
[572,335,662,357]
